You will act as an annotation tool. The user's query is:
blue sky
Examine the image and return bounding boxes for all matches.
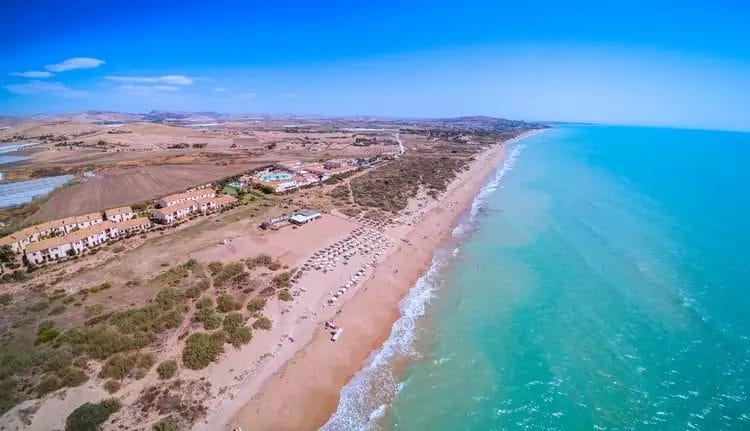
[1,0,749,130]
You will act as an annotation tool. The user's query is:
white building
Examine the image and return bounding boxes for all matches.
[24,221,119,265]
[152,201,198,224]
[115,217,151,234]
[105,206,135,223]
[156,189,216,208]
[289,209,322,225]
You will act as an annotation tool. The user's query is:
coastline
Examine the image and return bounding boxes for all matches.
[218,129,545,430]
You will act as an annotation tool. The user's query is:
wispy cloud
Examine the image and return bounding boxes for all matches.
[214,87,227,92]
[240,92,258,99]
[4,80,87,97]
[117,85,181,93]
[106,75,195,86]
[46,57,105,72]
[282,92,297,99]
[10,71,53,78]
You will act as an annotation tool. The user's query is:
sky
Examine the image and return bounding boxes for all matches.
[1,0,749,131]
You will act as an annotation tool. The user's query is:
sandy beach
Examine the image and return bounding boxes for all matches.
[203,130,543,431]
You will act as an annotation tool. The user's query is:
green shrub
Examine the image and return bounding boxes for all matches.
[132,367,148,380]
[222,312,244,330]
[42,349,73,372]
[49,303,66,315]
[65,398,121,431]
[99,354,136,379]
[213,262,246,286]
[225,326,252,348]
[155,287,184,310]
[36,328,60,344]
[137,352,155,370]
[37,374,62,395]
[30,300,49,312]
[271,271,292,289]
[184,285,200,299]
[207,261,223,276]
[103,380,121,394]
[246,297,266,313]
[57,367,88,387]
[196,297,213,309]
[216,294,239,312]
[182,332,224,370]
[0,293,11,305]
[194,279,210,291]
[156,360,177,379]
[196,306,221,330]
[252,316,272,330]
[152,415,186,431]
[278,289,292,301]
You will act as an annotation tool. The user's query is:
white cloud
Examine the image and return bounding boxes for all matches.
[4,80,87,97]
[106,74,194,86]
[240,92,257,99]
[117,85,181,93]
[214,87,227,92]
[46,57,105,72]
[10,71,53,78]
[282,92,297,99]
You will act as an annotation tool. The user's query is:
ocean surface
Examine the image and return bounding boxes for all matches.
[322,125,750,430]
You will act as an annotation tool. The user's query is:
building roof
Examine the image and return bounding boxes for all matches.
[159,188,215,204]
[213,195,237,205]
[0,232,25,246]
[154,200,197,215]
[295,208,321,217]
[105,206,133,218]
[73,212,102,224]
[116,217,150,230]
[25,221,116,254]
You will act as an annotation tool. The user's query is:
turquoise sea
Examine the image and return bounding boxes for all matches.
[322,125,750,430]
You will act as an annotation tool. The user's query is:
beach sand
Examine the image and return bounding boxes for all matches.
[207,131,543,431]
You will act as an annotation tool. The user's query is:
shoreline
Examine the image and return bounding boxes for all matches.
[218,129,545,430]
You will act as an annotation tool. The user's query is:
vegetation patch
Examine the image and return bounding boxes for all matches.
[65,398,121,431]
[252,316,272,330]
[246,297,266,313]
[157,360,177,379]
[182,332,225,370]
[278,289,293,301]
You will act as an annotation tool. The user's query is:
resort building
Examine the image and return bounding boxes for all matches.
[290,209,322,225]
[156,188,216,208]
[0,232,28,254]
[23,221,119,265]
[114,217,151,234]
[153,194,236,224]
[105,206,135,223]
[73,212,104,230]
[152,201,198,224]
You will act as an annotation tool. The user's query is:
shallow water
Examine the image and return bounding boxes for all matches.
[323,125,750,430]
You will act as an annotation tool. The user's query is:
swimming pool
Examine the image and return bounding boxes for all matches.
[259,172,293,181]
